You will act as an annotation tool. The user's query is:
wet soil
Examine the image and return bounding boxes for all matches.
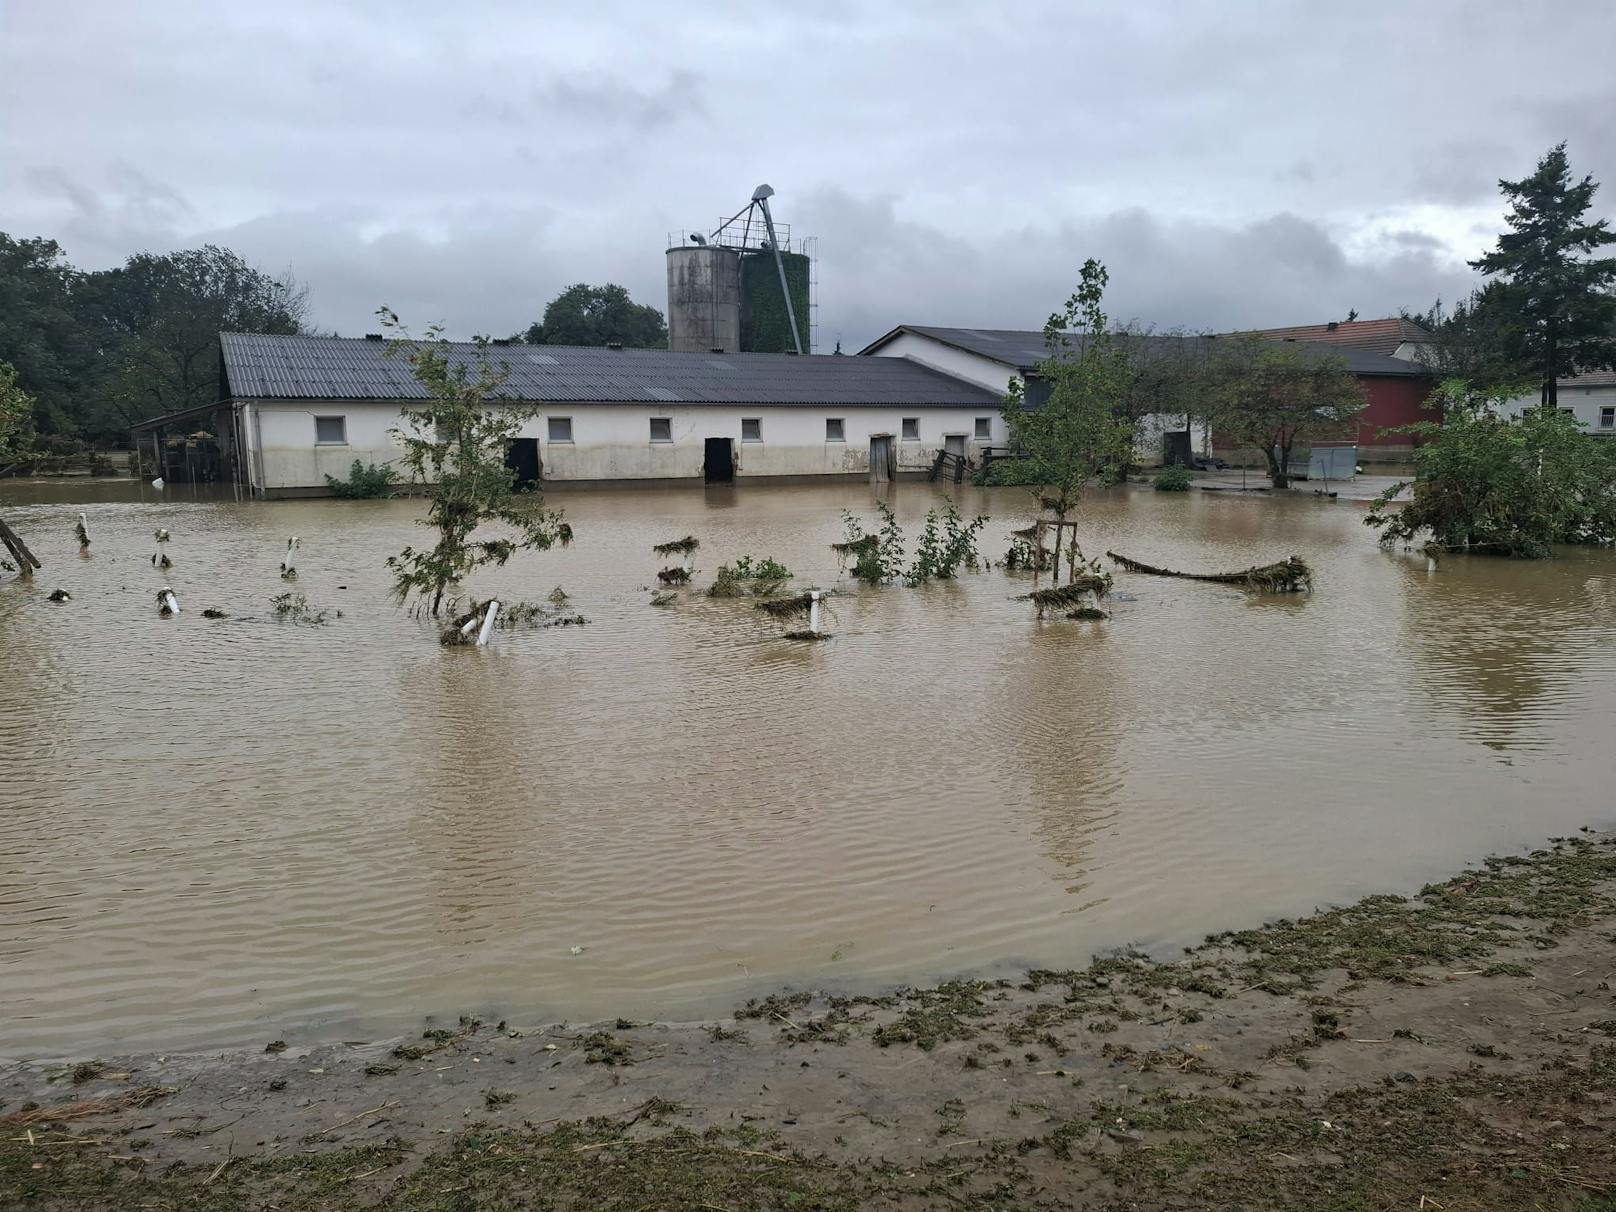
[7,832,1616,1209]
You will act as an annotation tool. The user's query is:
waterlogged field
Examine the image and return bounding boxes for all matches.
[1,479,1614,1056]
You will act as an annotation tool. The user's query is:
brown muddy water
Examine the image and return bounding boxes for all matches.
[1,479,1614,1058]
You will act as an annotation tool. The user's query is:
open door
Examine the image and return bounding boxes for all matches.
[869,434,893,483]
[944,433,966,457]
[505,437,541,490]
[703,437,735,484]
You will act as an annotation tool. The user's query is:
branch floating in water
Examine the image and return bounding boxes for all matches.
[1106,551,1313,592]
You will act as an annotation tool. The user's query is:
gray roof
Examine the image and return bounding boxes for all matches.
[220,333,1003,407]
[860,325,1430,378]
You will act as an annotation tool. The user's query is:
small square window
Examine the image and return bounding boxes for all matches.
[314,415,347,445]
[974,417,992,439]
[741,417,762,442]
[1560,407,1576,418]
[826,418,845,442]
[901,417,919,440]
[1601,406,1614,428]
[547,416,573,442]
[649,417,672,443]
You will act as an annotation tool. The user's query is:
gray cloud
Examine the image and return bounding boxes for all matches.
[1,0,1611,349]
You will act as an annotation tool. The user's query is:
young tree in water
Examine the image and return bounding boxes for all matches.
[1470,143,1616,409]
[381,309,569,618]
[0,362,35,465]
[1206,337,1365,488]
[1001,259,1135,522]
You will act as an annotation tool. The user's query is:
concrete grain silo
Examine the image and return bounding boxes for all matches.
[666,244,742,353]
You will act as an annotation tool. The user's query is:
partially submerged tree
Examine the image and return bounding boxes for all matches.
[381,309,569,618]
[1364,379,1616,557]
[1205,337,1366,488]
[1469,143,1616,410]
[1000,259,1135,547]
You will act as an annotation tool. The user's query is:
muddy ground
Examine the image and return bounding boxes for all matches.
[6,833,1616,1210]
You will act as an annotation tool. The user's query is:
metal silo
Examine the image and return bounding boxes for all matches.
[666,242,742,353]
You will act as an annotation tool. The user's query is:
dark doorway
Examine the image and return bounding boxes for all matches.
[869,434,893,483]
[1162,430,1193,468]
[704,437,734,484]
[506,437,541,490]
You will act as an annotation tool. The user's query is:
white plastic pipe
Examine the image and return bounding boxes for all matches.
[808,590,822,635]
[282,536,299,573]
[476,600,500,646]
[162,589,180,615]
[460,614,480,636]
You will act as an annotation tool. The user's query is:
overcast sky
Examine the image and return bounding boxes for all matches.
[4,1,1614,349]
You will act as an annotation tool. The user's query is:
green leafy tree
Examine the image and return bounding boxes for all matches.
[1403,286,1536,393]
[1469,142,1616,408]
[1365,380,1616,557]
[1001,259,1135,520]
[76,245,307,432]
[0,234,91,437]
[381,308,569,618]
[0,361,37,464]
[520,283,667,349]
[1206,337,1366,488]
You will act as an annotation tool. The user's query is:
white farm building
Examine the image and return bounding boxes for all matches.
[136,333,1009,498]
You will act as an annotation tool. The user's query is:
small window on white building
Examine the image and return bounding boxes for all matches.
[901,417,919,440]
[826,418,845,442]
[547,416,573,442]
[1601,406,1615,428]
[649,417,672,443]
[741,417,762,442]
[974,417,992,439]
[314,416,347,445]
[1560,407,1576,418]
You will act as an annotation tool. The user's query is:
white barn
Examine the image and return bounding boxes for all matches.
[149,333,1009,497]
[1502,370,1616,434]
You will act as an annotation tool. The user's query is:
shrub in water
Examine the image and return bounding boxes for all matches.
[1154,464,1193,492]
[326,459,399,499]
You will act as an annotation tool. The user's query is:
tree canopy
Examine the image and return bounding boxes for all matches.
[519,283,667,349]
[1468,142,1616,407]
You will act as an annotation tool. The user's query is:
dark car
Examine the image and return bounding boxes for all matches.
[1191,456,1229,471]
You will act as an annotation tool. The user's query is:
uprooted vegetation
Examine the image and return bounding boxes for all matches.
[1107,550,1313,592]
[651,535,700,557]
[439,597,589,645]
[708,555,793,598]
[269,592,337,624]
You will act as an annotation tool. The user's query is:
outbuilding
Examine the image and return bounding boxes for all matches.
[195,332,1007,497]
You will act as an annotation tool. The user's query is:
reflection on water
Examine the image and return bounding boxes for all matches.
[1,481,1614,1056]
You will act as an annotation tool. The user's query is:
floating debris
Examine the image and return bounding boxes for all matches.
[756,592,816,621]
[651,536,700,557]
[156,587,180,616]
[1106,550,1313,593]
[48,588,72,602]
[202,608,229,619]
[830,534,880,559]
[1066,606,1110,620]
[548,586,570,603]
[782,630,831,642]
[74,513,90,551]
[656,566,693,585]
[650,591,676,607]
[557,522,574,546]
[270,592,332,624]
[1021,577,1113,611]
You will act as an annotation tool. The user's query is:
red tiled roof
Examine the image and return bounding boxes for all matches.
[1234,318,1435,357]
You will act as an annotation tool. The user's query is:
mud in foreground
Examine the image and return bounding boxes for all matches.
[6,832,1616,1210]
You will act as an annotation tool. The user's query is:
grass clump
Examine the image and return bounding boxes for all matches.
[1154,464,1194,492]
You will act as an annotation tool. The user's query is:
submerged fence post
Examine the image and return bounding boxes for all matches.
[808,590,822,635]
[476,599,500,647]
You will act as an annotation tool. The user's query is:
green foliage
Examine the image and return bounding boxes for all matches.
[731,554,792,580]
[1365,380,1616,557]
[739,251,810,353]
[1000,259,1136,518]
[1468,143,1616,406]
[381,309,570,617]
[839,502,905,585]
[905,499,989,585]
[1403,286,1536,393]
[972,457,1042,486]
[1153,464,1193,492]
[1205,336,1366,488]
[325,459,398,499]
[0,361,36,463]
[0,232,305,440]
[519,283,666,348]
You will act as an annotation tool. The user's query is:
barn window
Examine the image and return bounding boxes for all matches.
[1602,406,1615,428]
[547,416,573,442]
[741,418,762,442]
[649,417,672,443]
[314,416,347,445]
[825,418,845,442]
[901,417,919,440]
[974,417,992,439]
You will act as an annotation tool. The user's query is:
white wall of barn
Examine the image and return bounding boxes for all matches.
[864,332,1209,464]
[246,400,1007,492]
[1499,383,1616,433]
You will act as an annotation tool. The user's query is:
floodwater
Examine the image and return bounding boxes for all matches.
[2,479,1614,1058]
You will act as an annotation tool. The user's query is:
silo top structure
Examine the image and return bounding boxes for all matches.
[666,185,813,355]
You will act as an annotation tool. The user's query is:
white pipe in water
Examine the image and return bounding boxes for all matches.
[162,589,180,615]
[460,614,480,636]
[282,536,299,573]
[808,590,822,635]
[476,599,500,646]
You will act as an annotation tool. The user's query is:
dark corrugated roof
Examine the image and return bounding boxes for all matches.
[860,325,1430,378]
[220,333,1003,407]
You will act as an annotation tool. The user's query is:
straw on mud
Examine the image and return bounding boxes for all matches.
[0,1086,178,1129]
[651,536,700,557]
[1107,550,1313,592]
